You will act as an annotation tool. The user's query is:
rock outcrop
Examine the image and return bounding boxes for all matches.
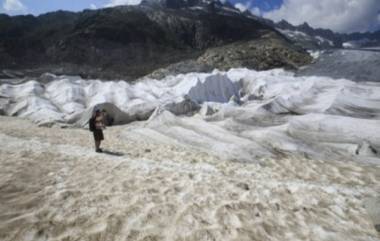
[0,1,312,80]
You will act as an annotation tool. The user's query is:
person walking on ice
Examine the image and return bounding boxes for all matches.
[89,109,106,153]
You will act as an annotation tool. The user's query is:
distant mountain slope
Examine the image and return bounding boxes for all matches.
[268,19,380,50]
[0,0,312,80]
[297,49,380,82]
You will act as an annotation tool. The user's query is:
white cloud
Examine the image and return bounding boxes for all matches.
[3,0,26,13]
[264,0,380,33]
[105,0,141,7]
[250,7,261,16]
[235,2,249,12]
[235,2,261,16]
[90,3,97,10]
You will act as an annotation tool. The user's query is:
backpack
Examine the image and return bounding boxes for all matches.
[89,117,96,132]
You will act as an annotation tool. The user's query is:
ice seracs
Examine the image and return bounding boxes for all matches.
[1,68,380,162]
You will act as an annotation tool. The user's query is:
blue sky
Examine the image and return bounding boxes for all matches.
[231,0,282,12]
[0,0,282,16]
[1,0,379,33]
[1,0,110,15]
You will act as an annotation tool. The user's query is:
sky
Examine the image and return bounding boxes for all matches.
[1,0,379,33]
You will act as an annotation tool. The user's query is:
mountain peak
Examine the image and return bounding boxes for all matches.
[299,22,312,29]
[277,19,294,30]
[140,0,229,9]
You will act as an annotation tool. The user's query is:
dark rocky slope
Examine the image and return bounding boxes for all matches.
[0,1,312,80]
[149,32,311,79]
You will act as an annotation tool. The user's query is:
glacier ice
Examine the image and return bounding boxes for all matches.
[1,68,380,162]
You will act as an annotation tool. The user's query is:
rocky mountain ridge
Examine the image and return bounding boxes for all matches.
[271,19,380,49]
[0,0,311,80]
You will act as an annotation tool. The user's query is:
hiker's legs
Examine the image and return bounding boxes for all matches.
[93,130,104,152]
[95,140,100,150]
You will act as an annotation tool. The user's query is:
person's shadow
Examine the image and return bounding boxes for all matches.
[102,150,125,157]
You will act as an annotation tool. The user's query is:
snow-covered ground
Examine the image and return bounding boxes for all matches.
[1,68,380,240]
[0,116,379,241]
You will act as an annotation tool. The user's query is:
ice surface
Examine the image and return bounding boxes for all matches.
[0,71,240,125]
[1,115,379,241]
[298,49,380,82]
[1,68,380,240]
[1,68,380,162]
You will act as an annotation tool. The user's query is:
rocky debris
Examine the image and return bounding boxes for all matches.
[146,34,313,80]
[197,34,312,72]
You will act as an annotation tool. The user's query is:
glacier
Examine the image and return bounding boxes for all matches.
[1,68,380,163]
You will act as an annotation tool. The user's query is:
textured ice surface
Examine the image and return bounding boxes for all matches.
[298,49,380,82]
[1,68,380,162]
